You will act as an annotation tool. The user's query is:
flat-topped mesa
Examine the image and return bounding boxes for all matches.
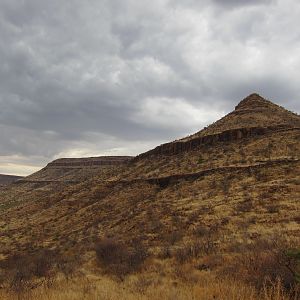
[23,156,134,183]
[47,156,133,168]
[234,93,279,111]
[0,174,23,186]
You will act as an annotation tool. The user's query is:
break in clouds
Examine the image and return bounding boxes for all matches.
[0,0,300,175]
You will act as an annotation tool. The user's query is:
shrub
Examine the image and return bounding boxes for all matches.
[158,246,172,259]
[0,248,59,292]
[285,249,300,283]
[198,156,205,164]
[165,231,183,245]
[236,199,253,212]
[266,203,279,214]
[174,242,202,263]
[219,238,299,292]
[95,238,147,279]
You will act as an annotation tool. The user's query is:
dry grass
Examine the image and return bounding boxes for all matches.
[0,273,297,300]
[0,95,299,299]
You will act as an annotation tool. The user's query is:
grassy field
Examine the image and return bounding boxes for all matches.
[0,237,299,300]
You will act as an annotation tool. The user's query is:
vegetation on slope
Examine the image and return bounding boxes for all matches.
[0,94,299,299]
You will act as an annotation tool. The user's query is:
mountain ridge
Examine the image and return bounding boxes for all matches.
[0,174,23,186]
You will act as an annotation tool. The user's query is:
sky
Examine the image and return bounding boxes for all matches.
[0,0,300,176]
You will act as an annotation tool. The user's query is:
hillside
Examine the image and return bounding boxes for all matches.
[0,93,299,299]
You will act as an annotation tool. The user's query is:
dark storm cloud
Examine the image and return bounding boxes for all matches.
[0,0,300,175]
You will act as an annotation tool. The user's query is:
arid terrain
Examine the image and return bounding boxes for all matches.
[0,94,299,299]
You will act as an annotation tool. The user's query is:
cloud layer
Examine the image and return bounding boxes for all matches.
[0,0,300,175]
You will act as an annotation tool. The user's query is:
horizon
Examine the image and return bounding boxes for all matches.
[1,0,300,175]
[2,93,299,177]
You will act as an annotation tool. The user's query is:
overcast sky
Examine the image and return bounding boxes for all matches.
[1,0,300,175]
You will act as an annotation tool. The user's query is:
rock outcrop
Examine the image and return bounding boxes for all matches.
[136,125,299,159]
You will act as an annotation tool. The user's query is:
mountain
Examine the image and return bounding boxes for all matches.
[0,93,299,277]
[25,156,133,182]
[0,174,23,187]
[136,93,300,159]
[182,93,300,140]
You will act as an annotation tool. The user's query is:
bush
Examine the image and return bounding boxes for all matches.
[236,199,253,212]
[219,238,299,292]
[0,248,59,292]
[95,238,147,279]
[174,242,202,263]
[0,248,80,292]
[285,249,300,283]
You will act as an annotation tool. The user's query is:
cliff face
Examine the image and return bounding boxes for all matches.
[137,125,298,159]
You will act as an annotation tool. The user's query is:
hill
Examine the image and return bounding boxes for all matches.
[0,93,299,251]
[0,93,299,299]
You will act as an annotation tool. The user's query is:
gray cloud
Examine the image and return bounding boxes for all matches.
[0,0,300,175]
[212,0,275,8]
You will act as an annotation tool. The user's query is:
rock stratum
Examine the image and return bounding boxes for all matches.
[136,125,299,158]
[0,93,299,270]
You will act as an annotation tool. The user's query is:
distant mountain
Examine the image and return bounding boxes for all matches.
[0,174,23,186]
[24,156,133,183]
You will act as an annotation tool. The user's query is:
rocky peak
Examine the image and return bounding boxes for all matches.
[234,93,277,111]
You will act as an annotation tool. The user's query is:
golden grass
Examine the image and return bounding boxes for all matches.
[0,274,296,300]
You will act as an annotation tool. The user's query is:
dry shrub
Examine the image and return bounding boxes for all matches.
[174,242,202,263]
[173,264,199,283]
[237,199,253,212]
[164,231,183,245]
[0,248,80,292]
[266,203,280,214]
[95,238,148,279]
[158,246,172,260]
[0,249,59,292]
[197,254,224,271]
[219,238,299,292]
